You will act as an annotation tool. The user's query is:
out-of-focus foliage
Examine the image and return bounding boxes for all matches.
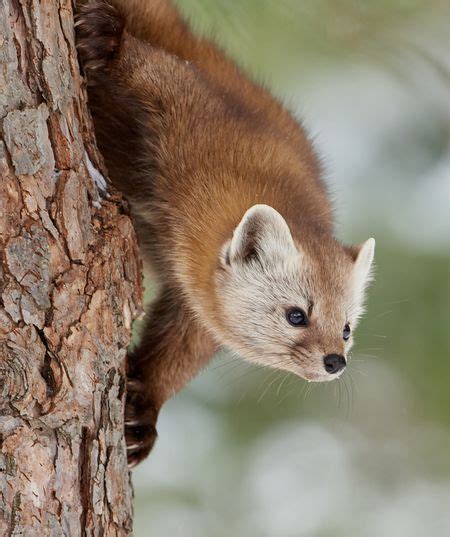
[176,0,450,80]
[134,1,450,535]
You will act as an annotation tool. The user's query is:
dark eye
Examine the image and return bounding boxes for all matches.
[286,308,307,327]
[343,323,351,341]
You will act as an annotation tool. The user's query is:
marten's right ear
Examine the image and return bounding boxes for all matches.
[224,204,297,266]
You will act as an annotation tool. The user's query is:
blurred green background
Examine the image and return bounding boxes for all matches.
[133,1,450,535]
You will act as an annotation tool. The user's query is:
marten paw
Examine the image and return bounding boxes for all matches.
[125,377,159,467]
[75,0,125,79]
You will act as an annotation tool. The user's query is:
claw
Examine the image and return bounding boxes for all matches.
[124,373,159,466]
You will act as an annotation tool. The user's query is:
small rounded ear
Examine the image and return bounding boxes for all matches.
[219,239,232,268]
[355,238,375,276]
[350,238,376,295]
[228,204,297,265]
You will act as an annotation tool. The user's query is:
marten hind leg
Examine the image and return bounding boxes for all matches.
[126,287,216,467]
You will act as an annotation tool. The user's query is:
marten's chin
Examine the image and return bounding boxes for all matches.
[300,370,344,383]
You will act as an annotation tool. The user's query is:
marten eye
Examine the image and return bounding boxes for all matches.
[286,308,307,327]
[343,323,351,341]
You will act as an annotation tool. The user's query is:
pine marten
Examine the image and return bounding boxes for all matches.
[76,0,375,466]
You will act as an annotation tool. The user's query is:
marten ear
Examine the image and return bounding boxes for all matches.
[349,238,376,300]
[226,204,297,265]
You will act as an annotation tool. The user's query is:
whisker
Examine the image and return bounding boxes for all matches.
[372,309,393,320]
[350,364,368,378]
[380,298,412,306]
[215,359,249,382]
[337,376,342,410]
[220,356,295,389]
[282,381,302,402]
[355,353,379,359]
[276,376,298,406]
[210,355,242,371]
[303,382,314,401]
[234,375,255,408]
[257,371,284,404]
[348,370,358,397]
[276,371,290,397]
[343,375,353,418]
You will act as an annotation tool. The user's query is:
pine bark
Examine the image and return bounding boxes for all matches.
[0,1,142,534]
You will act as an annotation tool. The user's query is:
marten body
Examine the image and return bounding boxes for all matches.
[77,0,375,466]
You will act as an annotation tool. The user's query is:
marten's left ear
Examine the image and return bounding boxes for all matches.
[350,238,376,296]
[225,204,297,266]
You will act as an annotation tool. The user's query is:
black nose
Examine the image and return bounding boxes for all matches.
[323,354,346,374]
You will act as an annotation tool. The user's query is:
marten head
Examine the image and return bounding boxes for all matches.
[215,205,375,382]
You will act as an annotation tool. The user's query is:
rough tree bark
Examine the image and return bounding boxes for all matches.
[0,1,143,534]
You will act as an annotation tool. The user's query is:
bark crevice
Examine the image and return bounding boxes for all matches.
[1,1,142,534]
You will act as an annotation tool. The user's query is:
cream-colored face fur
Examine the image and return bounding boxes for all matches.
[215,205,375,382]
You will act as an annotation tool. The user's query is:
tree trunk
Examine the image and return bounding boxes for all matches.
[0,1,142,534]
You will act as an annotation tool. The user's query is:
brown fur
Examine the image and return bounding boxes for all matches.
[76,0,358,466]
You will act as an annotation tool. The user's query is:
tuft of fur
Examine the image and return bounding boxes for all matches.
[76,0,375,466]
